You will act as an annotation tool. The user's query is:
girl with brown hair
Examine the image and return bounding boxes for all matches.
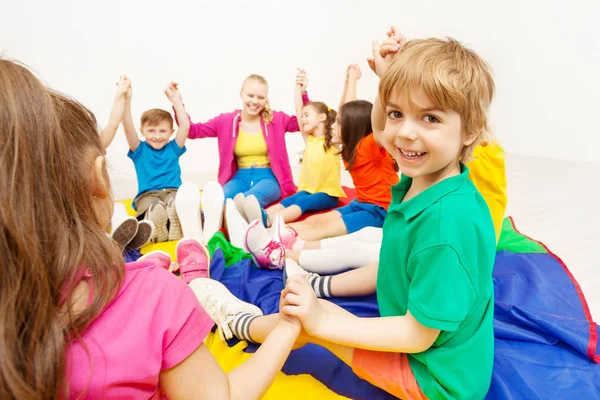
[0,58,300,399]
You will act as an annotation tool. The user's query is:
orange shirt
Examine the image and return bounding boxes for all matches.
[345,133,399,209]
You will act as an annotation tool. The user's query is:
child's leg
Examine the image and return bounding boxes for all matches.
[133,190,161,219]
[325,262,378,297]
[297,226,383,251]
[289,212,348,242]
[276,192,339,225]
[272,205,302,224]
[288,209,341,232]
[321,227,383,248]
[266,203,285,215]
[285,260,378,298]
[267,191,312,225]
[295,242,381,274]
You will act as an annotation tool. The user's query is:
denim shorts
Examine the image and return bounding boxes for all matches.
[337,199,387,233]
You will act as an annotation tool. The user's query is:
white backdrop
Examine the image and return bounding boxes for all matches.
[1,0,599,198]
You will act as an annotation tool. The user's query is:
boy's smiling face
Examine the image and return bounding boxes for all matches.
[380,86,474,188]
[141,120,173,150]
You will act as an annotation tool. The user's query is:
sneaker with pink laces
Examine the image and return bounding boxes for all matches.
[270,214,298,249]
[176,238,211,284]
[244,220,286,270]
[138,250,172,271]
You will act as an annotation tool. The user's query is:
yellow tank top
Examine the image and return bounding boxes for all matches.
[233,129,270,168]
[297,136,346,198]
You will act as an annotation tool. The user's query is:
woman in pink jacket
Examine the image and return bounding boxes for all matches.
[187,74,308,207]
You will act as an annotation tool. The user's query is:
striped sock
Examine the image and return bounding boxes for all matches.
[230,312,258,342]
[307,274,332,298]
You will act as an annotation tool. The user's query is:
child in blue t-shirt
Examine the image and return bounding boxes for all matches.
[123,79,190,243]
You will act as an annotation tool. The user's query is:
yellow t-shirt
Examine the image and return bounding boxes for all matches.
[233,129,270,168]
[297,136,346,198]
[466,141,508,243]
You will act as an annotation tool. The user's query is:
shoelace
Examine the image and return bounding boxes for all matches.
[263,240,286,270]
[200,291,235,340]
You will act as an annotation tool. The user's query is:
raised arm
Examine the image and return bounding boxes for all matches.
[164,82,190,149]
[160,296,301,400]
[122,77,141,152]
[295,69,310,142]
[338,64,362,112]
[173,108,220,139]
[100,77,130,150]
[368,27,407,146]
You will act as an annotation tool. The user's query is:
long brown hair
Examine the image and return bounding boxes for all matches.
[339,100,373,170]
[304,101,337,151]
[0,59,124,399]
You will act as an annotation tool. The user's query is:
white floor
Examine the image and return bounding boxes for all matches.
[112,154,600,322]
[504,155,600,322]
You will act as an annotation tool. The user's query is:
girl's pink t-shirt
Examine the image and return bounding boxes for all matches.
[65,259,214,398]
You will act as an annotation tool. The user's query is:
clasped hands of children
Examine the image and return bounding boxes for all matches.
[280,26,406,339]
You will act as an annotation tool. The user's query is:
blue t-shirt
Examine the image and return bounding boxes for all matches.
[128,141,186,206]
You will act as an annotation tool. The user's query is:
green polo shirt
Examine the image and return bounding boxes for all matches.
[377,165,496,400]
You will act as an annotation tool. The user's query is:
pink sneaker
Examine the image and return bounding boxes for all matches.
[244,220,286,270]
[270,214,298,249]
[138,250,172,270]
[176,238,211,284]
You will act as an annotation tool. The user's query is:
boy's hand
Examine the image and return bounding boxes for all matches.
[346,64,362,82]
[115,75,131,97]
[281,275,325,336]
[278,288,302,331]
[296,68,308,92]
[367,25,407,78]
[164,82,182,104]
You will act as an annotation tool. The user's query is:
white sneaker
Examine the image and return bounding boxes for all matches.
[202,181,225,243]
[244,220,286,270]
[189,278,263,341]
[233,193,248,222]
[243,195,264,227]
[225,199,248,249]
[175,182,203,241]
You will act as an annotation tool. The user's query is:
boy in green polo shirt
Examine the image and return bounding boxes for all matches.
[190,27,497,400]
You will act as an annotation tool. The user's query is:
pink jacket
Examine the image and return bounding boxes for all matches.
[185,94,309,198]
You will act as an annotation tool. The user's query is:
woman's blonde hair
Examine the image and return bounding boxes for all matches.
[379,38,495,162]
[0,59,123,399]
[242,74,273,125]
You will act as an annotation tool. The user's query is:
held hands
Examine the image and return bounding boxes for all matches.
[296,68,308,92]
[278,287,302,330]
[164,81,183,105]
[345,63,362,82]
[280,275,325,336]
[115,75,131,98]
[367,25,407,78]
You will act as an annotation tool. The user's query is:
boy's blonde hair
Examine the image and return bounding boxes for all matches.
[379,38,495,162]
[140,108,173,128]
